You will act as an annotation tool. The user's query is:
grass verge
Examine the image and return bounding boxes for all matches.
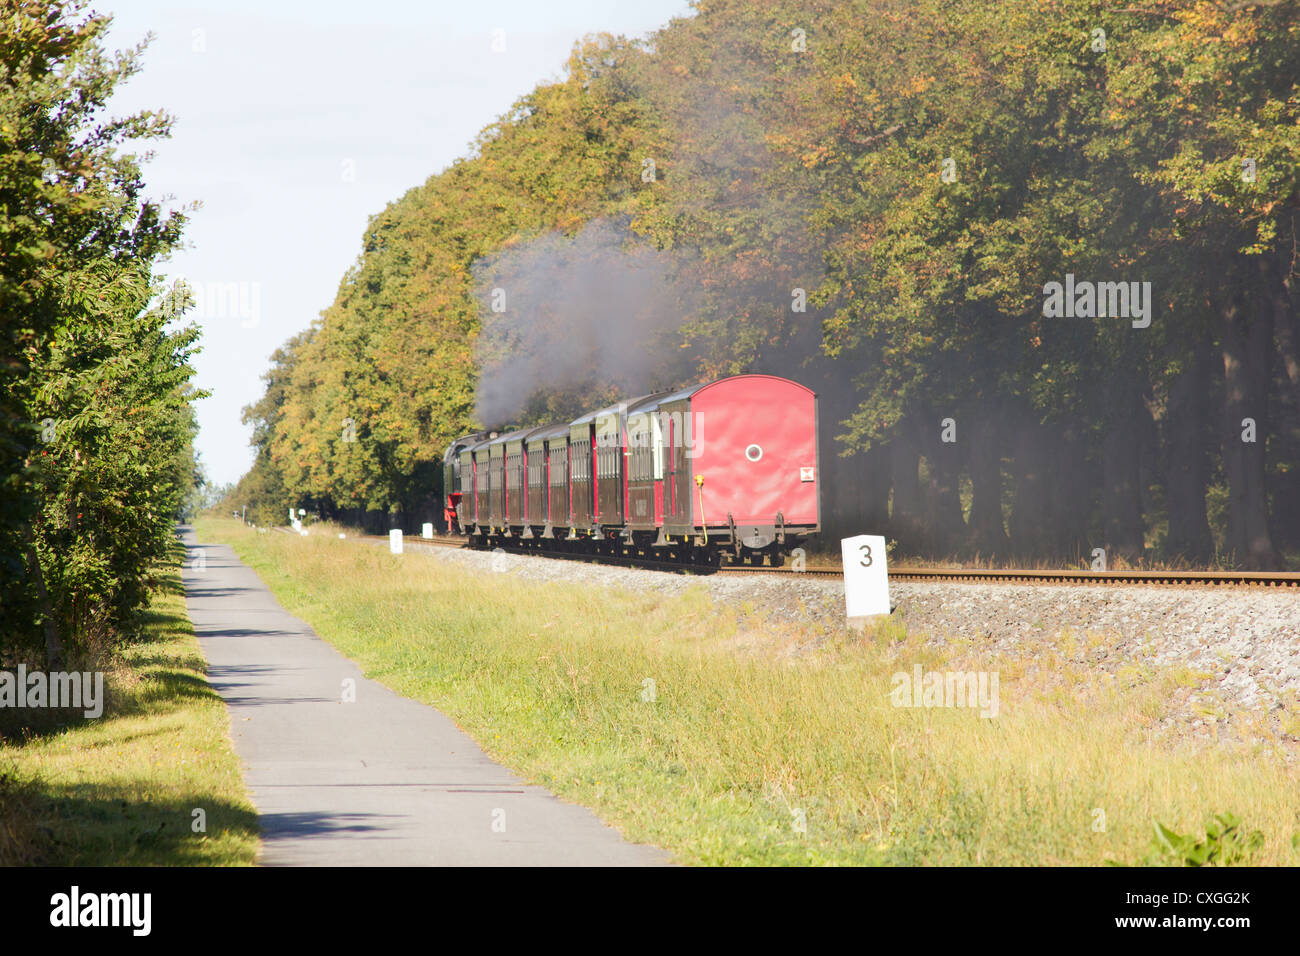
[0,549,258,865]
[198,517,1300,866]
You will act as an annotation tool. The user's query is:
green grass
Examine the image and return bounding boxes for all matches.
[197,517,1300,866]
[0,559,258,866]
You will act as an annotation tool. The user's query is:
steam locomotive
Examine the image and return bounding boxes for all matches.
[442,374,820,566]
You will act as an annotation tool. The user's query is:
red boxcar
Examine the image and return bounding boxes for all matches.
[634,374,819,555]
[445,374,819,563]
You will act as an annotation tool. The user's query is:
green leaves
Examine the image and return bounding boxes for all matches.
[1,0,202,664]
[1144,812,1266,867]
[229,0,1300,566]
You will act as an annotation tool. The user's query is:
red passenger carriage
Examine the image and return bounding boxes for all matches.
[441,374,819,564]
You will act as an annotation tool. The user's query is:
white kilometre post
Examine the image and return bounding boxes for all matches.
[389,529,403,554]
[422,522,433,539]
[841,534,890,629]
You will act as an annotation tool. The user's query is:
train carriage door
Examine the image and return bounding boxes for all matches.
[559,441,568,526]
[512,447,522,522]
[624,418,634,522]
[652,410,665,523]
[589,423,598,522]
[667,415,677,519]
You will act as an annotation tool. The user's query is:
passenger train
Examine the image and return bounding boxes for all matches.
[442,374,820,566]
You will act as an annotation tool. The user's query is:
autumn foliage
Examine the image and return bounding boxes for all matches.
[236,1,1300,569]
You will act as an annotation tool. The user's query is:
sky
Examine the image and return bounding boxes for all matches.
[102,0,696,486]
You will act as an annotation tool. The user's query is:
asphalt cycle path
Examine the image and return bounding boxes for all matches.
[179,525,669,866]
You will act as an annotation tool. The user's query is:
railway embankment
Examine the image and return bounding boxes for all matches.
[404,537,1300,744]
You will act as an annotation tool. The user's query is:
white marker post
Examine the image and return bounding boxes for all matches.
[389,529,403,554]
[841,534,890,629]
[422,522,433,539]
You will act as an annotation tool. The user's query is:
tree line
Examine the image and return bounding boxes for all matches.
[233,0,1300,569]
[2,0,205,668]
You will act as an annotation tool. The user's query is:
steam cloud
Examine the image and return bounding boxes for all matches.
[471,218,700,426]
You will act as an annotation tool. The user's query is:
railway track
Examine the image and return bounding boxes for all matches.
[724,564,1300,588]
[347,531,1300,588]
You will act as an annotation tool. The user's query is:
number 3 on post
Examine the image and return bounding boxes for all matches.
[841,534,889,626]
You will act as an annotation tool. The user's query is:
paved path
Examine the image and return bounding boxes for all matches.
[179,526,668,866]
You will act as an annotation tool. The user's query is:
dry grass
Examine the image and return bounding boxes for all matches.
[199,517,1300,866]
[0,562,258,866]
